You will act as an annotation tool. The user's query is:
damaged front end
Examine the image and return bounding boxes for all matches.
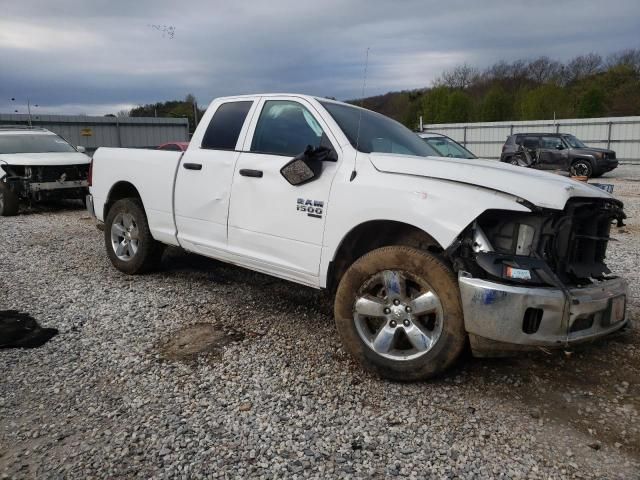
[449,198,628,356]
[1,164,89,202]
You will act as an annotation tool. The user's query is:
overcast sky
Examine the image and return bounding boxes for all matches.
[1,0,639,115]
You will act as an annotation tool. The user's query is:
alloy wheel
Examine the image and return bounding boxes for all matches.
[353,270,444,361]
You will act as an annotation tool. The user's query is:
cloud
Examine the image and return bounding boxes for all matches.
[0,0,638,115]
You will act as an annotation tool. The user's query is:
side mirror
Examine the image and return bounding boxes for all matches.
[556,144,564,150]
[280,145,336,186]
[76,146,86,153]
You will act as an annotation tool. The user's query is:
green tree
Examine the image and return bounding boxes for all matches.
[520,84,570,119]
[420,86,450,124]
[577,87,606,117]
[446,91,473,122]
[481,86,512,121]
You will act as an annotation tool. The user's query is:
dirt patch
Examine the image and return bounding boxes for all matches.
[462,321,640,459]
[157,323,244,362]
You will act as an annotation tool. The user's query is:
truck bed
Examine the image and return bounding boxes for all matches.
[91,147,183,246]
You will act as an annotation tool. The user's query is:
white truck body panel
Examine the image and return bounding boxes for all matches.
[91,148,182,246]
[89,94,611,289]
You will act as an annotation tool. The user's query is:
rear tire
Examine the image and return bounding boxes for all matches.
[0,182,19,216]
[334,246,465,381]
[104,198,163,274]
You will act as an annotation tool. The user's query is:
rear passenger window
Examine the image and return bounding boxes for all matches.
[251,100,326,157]
[201,101,253,150]
[522,137,539,149]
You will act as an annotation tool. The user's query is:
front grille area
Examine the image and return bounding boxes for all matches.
[544,198,625,281]
[34,164,89,183]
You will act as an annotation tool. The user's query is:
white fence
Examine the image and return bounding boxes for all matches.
[423,116,640,161]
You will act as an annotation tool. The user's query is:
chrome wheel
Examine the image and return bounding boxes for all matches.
[110,212,140,261]
[353,270,444,361]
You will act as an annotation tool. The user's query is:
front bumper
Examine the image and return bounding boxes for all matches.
[30,180,89,192]
[459,273,628,355]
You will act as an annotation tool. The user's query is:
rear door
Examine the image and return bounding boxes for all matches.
[174,99,256,255]
[227,96,341,286]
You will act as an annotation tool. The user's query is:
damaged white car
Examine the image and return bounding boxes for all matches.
[0,126,90,216]
[87,94,628,380]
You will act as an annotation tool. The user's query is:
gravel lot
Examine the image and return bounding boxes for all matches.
[1,166,639,479]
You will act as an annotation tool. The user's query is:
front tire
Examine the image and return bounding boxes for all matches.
[104,198,163,274]
[570,159,593,178]
[0,182,19,216]
[334,246,465,381]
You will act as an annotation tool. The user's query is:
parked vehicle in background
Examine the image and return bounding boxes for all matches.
[157,142,189,152]
[500,133,618,178]
[88,94,627,381]
[0,127,90,216]
[418,132,477,159]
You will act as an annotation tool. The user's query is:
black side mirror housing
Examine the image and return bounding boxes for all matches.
[280,145,337,186]
[556,144,564,150]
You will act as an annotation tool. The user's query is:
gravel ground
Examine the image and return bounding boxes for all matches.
[1,166,639,479]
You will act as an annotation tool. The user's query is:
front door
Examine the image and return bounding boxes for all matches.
[227,97,341,286]
[537,136,569,170]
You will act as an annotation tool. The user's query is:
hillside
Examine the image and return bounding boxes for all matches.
[348,49,640,129]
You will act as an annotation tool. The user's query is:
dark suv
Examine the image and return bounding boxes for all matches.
[500,133,618,178]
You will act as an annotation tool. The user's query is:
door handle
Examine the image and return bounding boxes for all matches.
[183,163,202,170]
[239,169,263,178]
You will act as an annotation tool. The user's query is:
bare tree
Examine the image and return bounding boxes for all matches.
[565,53,603,83]
[436,64,479,89]
[116,110,130,118]
[606,49,640,73]
[526,56,563,84]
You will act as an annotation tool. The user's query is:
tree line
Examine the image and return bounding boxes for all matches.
[353,49,640,128]
[112,49,640,132]
[113,94,206,134]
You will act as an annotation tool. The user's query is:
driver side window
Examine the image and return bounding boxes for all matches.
[251,100,327,157]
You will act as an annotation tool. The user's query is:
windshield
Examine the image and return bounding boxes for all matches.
[320,101,438,157]
[0,133,76,154]
[423,136,476,159]
[562,135,586,149]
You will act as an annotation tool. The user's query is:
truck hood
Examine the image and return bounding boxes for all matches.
[368,153,612,210]
[0,152,90,167]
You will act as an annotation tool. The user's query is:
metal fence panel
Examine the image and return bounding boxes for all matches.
[423,116,640,161]
[0,113,189,153]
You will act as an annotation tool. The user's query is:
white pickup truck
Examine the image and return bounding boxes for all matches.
[88,94,628,380]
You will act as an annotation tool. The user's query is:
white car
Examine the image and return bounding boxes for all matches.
[87,94,628,380]
[0,126,90,216]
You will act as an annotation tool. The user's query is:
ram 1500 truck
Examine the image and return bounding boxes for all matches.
[87,94,628,380]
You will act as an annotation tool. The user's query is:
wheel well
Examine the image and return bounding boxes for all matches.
[104,181,141,219]
[571,157,594,166]
[328,220,443,293]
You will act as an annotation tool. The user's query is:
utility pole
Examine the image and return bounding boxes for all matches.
[10,97,38,127]
[192,100,199,127]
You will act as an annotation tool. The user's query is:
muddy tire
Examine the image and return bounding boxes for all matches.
[104,198,163,275]
[0,182,19,216]
[334,246,465,381]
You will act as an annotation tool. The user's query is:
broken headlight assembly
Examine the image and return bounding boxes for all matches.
[462,200,626,287]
